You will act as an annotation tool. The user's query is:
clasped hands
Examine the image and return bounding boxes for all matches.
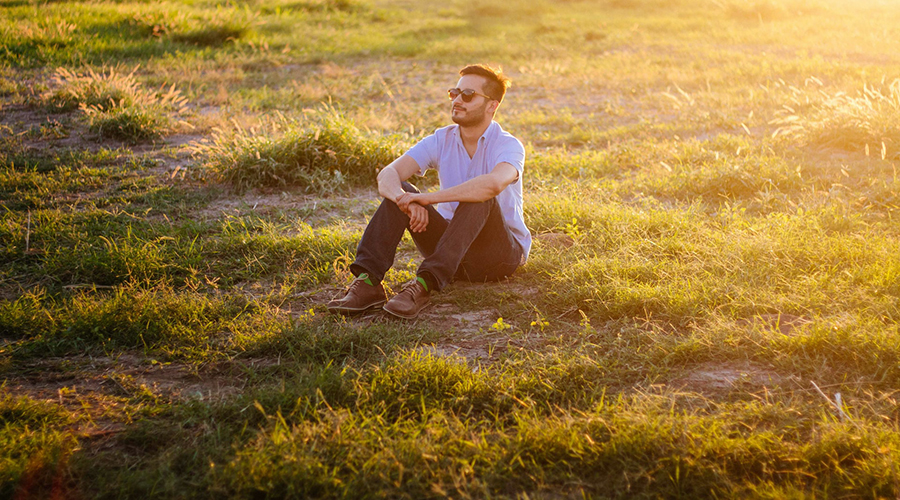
[395,192,430,233]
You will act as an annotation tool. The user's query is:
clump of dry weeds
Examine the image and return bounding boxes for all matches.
[42,67,188,142]
[772,78,900,158]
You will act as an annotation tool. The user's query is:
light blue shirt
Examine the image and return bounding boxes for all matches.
[406,121,532,261]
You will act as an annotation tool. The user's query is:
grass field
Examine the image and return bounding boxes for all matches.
[2,0,900,497]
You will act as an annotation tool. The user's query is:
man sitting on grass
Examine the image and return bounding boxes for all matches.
[327,64,531,319]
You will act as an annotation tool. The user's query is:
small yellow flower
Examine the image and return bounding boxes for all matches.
[530,317,549,332]
[491,317,512,331]
[298,308,316,321]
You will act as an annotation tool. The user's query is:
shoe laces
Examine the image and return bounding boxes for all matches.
[397,280,425,297]
[344,276,371,294]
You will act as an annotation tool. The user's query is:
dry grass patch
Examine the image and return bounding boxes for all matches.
[772,78,900,157]
[43,67,188,142]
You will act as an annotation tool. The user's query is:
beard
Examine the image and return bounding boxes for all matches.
[451,100,489,127]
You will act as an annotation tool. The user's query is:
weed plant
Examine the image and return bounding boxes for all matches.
[718,0,820,21]
[241,318,438,365]
[0,147,133,211]
[525,197,899,323]
[281,0,368,13]
[170,22,249,47]
[44,67,143,112]
[1,210,188,286]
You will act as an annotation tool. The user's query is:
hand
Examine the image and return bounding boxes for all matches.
[406,203,429,232]
[395,192,428,213]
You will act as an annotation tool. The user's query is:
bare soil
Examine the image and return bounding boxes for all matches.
[670,360,791,395]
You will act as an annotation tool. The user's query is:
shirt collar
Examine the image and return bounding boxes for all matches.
[453,120,497,144]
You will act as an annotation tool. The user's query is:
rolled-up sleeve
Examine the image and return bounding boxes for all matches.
[494,139,526,181]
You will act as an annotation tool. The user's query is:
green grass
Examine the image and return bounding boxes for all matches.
[3,0,900,497]
[0,394,76,500]
[0,283,281,358]
[222,379,900,498]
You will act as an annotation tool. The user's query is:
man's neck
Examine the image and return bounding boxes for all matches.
[458,119,492,152]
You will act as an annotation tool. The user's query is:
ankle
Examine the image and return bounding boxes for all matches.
[357,272,376,286]
[416,272,437,293]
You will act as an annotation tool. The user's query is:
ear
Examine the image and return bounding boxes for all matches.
[488,99,500,115]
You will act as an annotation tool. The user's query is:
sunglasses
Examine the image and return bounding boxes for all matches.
[447,88,494,103]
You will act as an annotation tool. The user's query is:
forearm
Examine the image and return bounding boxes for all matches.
[377,167,405,202]
[419,174,504,205]
[377,155,422,203]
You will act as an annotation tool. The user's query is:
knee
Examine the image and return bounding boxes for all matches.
[456,198,496,214]
[378,182,421,217]
[377,196,408,218]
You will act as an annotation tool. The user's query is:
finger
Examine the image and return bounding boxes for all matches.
[411,210,424,232]
[410,207,427,232]
[407,207,419,230]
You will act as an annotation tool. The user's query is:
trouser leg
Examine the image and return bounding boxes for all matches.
[455,201,523,283]
[350,182,446,283]
[417,198,522,291]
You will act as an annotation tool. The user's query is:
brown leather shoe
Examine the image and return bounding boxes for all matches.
[327,276,387,315]
[383,280,430,319]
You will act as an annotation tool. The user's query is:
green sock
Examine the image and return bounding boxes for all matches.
[416,276,429,291]
[358,273,374,286]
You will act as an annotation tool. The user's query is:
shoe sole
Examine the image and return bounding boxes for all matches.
[383,302,430,320]
[327,300,386,315]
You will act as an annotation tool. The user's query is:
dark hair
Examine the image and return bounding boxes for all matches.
[459,64,511,102]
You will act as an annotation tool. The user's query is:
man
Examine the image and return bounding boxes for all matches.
[327,64,531,319]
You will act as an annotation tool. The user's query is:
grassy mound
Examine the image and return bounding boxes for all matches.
[195,107,404,193]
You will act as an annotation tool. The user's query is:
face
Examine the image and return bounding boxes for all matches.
[450,74,497,127]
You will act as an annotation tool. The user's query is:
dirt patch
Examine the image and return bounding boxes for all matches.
[415,334,527,364]
[670,360,788,394]
[416,301,543,363]
[195,186,378,225]
[2,354,258,436]
[421,303,497,332]
[311,282,535,363]
[313,271,545,363]
[416,305,498,361]
[3,355,288,447]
